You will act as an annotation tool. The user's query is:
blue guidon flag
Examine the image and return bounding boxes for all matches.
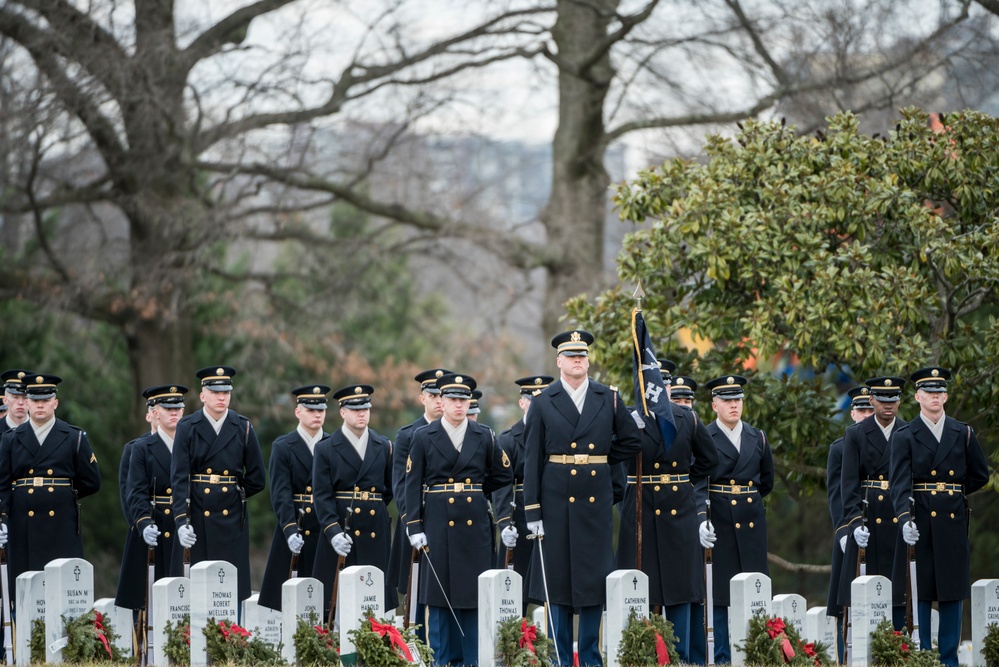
[631,309,677,452]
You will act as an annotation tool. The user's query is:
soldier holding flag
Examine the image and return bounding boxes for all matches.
[616,311,717,662]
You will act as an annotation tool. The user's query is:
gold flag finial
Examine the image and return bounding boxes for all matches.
[633,281,646,312]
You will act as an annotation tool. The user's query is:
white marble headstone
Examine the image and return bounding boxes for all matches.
[959,640,973,667]
[849,575,891,667]
[44,558,94,663]
[971,579,999,666]
[338,565,385,659]
[93,598,132,656]
[478,570,523,667]
[151,577,190,667]
[243,593,283,650]
[532,605,547,635]
[730,572,771,666]
[190,561,238,667]
[772,594,806,638]
[804,607,838,662]
[606,570,649,667]
[15,571,45,667]
[282,578,324,664]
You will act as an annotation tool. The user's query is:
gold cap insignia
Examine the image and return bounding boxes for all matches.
[216,367,225,375]
[570,331,581,342]
[931,369,939,377]
[534,378,542,385]
[455,376,463,384]
[676,378,685,385]
[35,376,43,383]
[170,386,177,393]
[885,379,892,386]
[354,386,362,394]
[435,370,444,378]
[17,371,24,380]
[862,388,869,395]
[727,376,734,384]
[313,387,322,394]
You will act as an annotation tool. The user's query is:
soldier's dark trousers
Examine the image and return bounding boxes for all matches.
[428,606,477,666]
[919,600,960,667]
[550,604,602,666]
[686,604,729,665]
[663,603,692,662]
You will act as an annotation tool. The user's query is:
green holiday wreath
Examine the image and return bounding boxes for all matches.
[737,613,834,667]
[294,615,340,667]
[30,617,45,664]
[61,610,127,663]
[203,616,284,665]
[164,615,192,666]
[347,610,432,667]
[616,608,679,667]
[868,618,942,667]
[495,615,555,667]
[983,622,999,667]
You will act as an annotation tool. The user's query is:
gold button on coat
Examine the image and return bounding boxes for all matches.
[655,509,661,516]
[735,522,741,529]
[467,520,472,526]
[670,509,677,516]
[448,521,454,527]
[27,511,34,517]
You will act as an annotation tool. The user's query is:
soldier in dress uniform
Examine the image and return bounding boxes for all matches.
[523,330,643,667]
[467,390,483,422]
[1,370,31,435]
[120,405,158,522]
[405,373,512,667]
[116,385,188,613]
[688,374,774,666]
[258,385,331,611]
[0,374,102,599]
[616,362,718,662]
[890,367,989,667]
[492,375,553,609]
[669,376,697,408]
[170,366,266,602]
[389,368,450,638]
[838,376,908,628]
[312,384,398,617]
[825,386,874,661]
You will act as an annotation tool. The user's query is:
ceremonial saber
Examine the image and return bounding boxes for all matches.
[142,479,157,667]
[704,499,715,667]
[405,547,421,629]
[289,508,305,580]
[421,546,464,637]
[1,541,14,665]
[907,496,920,646]
[527,533,560,665]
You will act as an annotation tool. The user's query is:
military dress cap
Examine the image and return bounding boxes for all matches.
[1,369,31,396]
[659,359,677,378]
[293,384,332,410]
[143,384,189,408]
[333,384,373,410]
[551,330,594,357]
[848,385,874,410]
[436,373,476,399]
[705,374,748,399]
[911,367,951,393]
[865,376,905,402]
[515,375,555,396]
[415,369,452,394]
[196,365,236,392]
[670,376,697,400]
[25,373,62,400]
[467,389,483,415]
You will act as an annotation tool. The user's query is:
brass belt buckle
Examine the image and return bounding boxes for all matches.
[33,477,43,487]
[732,484,742,494]
[660,475,668,484]
[209,474,221,484]
[453,482,464,493]
[881,481,889,490]
[361,491,370,500]
[574,454,588,465]
[936,482,946,492]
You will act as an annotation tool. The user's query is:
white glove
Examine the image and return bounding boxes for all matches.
[331,532,353,557]
[854,526,870,548]
[0,524,8,548]
[409,532,428,550]
[698,521,717,548]
[178,524,197,548]
[287,533,305,555]
[839,535,847,553]
[527,520,544,537]
[902,521,920,545]
[142,524,161,547]
[501,525,518,548]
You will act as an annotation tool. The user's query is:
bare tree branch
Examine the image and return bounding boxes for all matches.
[768,552,831,574]
[181,0,298,72]
[723,0,789,88]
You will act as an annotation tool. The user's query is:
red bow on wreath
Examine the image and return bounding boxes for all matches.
[93,611,112,658]
[644,619,670,665]
[519,619,538,653]
[765,618,795,662]
[370,620,414,662]
[802,641,821,667]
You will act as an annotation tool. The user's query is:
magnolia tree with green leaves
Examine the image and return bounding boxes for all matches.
[566,108,999,490]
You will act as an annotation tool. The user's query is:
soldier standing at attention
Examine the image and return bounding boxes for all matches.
[616,362,718,662]
[0,370,31,435]
[0,374,102,598]
[689,374,774,666]
[890,367,989,667]
[492,375,553,608]
[170,366,266,602]
[668,375,697,408]
[117,385,188,613]
[825,385,874,661]
[258,385,330,611]
[839,376,908,627]
[389,368,449,637]
[312,384,397,617]
[523,330,643,667]
[405,373,512,667]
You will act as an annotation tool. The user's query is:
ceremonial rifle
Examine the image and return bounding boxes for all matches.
[141,478,157,667]
[289,507,306,579]
[327,501,353,629]
[704,499,715,667]
[907,496,920,646]
[404,546,421,630]
[1,516,14,666]
[183,490,192,579]
[504,499,516,570]
[845,495,870,664]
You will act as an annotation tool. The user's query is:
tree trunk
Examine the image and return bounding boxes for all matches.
[541,0,619,338]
